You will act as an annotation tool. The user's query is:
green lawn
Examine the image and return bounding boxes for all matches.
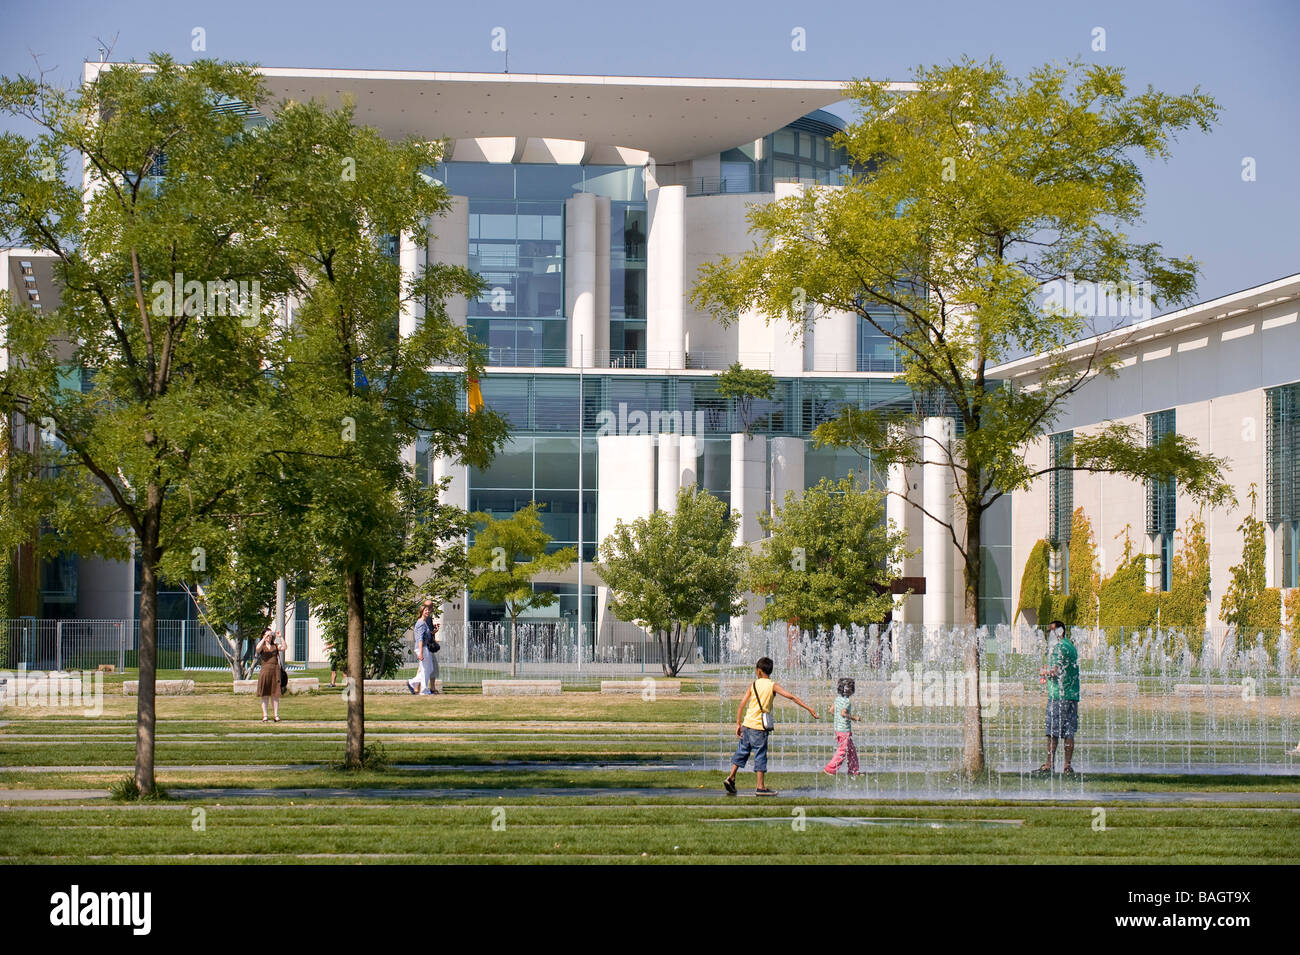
[2,685,1297,863]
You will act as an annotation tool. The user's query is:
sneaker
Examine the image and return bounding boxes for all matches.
[420,690,434,695]
[406,682,417,695]
[755,787,778,797]
[722,777,736,795]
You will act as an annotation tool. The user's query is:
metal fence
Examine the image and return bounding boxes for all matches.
[421,619,726,681]
[0,618,301,673]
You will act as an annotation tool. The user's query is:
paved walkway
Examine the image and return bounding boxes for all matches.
[4,785,1299,803]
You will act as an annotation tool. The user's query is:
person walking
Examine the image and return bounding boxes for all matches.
[255,628,285,722]
[406,600,440,695]
[723,656,818,796]
[823,677,863,777]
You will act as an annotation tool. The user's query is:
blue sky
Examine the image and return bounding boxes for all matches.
[2,0,1296,304]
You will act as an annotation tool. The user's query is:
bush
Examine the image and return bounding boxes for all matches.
[1098,554,1159,643]
[108,775,169,801]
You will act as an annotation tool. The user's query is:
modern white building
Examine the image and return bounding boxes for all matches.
[994,274,1300,631]
[8,64,1293,667]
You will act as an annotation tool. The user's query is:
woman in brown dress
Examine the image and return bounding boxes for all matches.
[256,629,284,722]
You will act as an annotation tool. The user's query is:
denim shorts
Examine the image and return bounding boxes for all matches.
[1045,700,1079,739]
[732,726,769,772]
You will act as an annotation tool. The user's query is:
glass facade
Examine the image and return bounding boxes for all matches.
[1048,431,1074,595]
[1266,381,1300,588]
[427,373,907,619]
[697,111,853,198]
[431,162,646,368]
[1146,409,1177,592]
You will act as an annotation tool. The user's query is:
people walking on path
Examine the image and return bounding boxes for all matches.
[823,677,863,777]
[406,600,440,695]
[724,656,818,797]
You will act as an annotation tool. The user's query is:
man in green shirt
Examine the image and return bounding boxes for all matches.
[1032,620,1080,778]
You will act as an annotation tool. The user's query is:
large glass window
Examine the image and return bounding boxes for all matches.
[1146,409,1176,591]
[436,161,645,367]
[1266,382,1300,588]
[1048,431,1074,593]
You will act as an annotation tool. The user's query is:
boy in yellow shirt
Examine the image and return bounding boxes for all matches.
[723,656,819,796]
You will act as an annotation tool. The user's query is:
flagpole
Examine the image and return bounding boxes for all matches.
[577,334,584,669]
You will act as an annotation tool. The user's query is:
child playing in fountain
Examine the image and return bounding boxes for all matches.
[723,657,819,797]
[823,677,863,777]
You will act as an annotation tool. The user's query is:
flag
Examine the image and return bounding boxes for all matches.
[467,376,483,413]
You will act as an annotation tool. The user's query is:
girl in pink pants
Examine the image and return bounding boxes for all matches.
[824,677,863,776]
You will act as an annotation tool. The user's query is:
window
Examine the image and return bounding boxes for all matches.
[1146,409,1176,591]
[1266,382,1300,588]
[1049,431,1074,593]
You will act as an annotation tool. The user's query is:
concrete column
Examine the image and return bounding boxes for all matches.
[647,184,685,369]
[430,454,469,636]
[769,436,805,515]
[566,193,597,367]
[811,305,857,372]
[887,429,923,626]
[399,230,424,338]
[657,433,681,513]
[730,433,767,546]
[731,433,766,636]
[596,435,656,646]
[922,416,955,629]
[594,195,611,363]
[428,195,469,328]
[679,435,699,488]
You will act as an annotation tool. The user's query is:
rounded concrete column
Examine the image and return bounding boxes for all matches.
[647,184,685,369]
[886,436,922,627]
[922,416,955,629]
[769,436,805,515]
[679,435,699,488]
[566,193,597,367]
[657,433,681,513]
[730,432,767,546]
[812,306,857,372]
[399,230,424,338]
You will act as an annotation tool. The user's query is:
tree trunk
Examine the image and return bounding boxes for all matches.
[344,568,366,767]
[134,494,162,794]
[514,615,523,678]
[960,507,985,777]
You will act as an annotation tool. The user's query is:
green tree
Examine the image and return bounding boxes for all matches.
[748,477,904,632]
[1162,514,1210,655]
[1066,509,1101,628]
[1016,540,1054,628]
[691,57,1234,775]
[1097,528,1159,641]
[166,515,294,681]
[263,99,508,766]
[713,362,776,434]
[1220,488,1281,656]
[596,486,746,677]
[311,476,475,679]
[0,57,296,793]
[468,503,576,677]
